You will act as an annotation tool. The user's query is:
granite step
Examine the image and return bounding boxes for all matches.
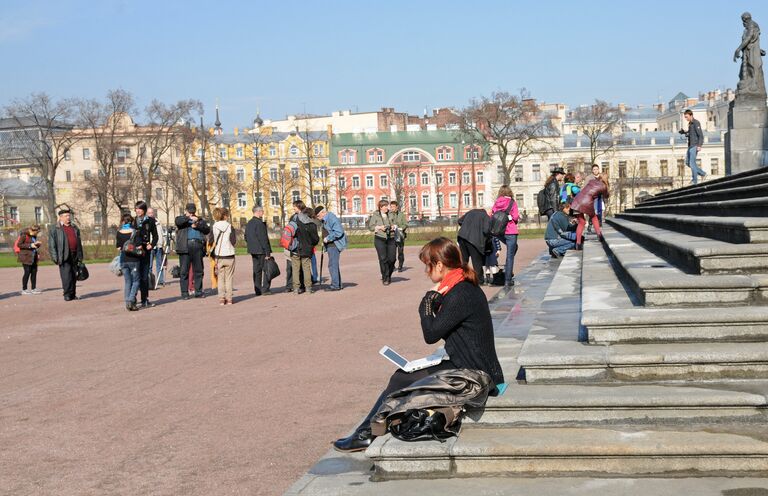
[607,217,768,274]
[628,195,768,217]
[638,182,768,208]
[466,383,768,426]
[643,167,768,204]
[367,425,768,480]
[601,226,767,306]
[616,213,768,244]
[580,239,768,344]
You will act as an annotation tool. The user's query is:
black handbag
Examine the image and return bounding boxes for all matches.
[388,407,461,442]
[122,231,144,257]
[265,256,281,282]
[76,261,89,281]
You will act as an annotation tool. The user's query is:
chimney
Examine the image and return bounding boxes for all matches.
[327,124,333,138]
[618,103,626,113]
[234,127,239,136]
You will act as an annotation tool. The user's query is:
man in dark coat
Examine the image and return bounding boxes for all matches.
[457,208,491,280]
[244,205,272,296]
[48,209,84,301]
[133,200,159,308]
[175,203,211,299]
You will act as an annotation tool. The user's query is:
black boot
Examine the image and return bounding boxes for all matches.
[333,427,374,452]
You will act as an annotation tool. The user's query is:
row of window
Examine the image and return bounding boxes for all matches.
[2,206,44,224]
[195,143,325,160]
[338,171,484,189]
[336,191,487,214]
[338,146,481,165]
[616,158,720,178]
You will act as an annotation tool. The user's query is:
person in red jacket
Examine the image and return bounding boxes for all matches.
[570,173,610,248]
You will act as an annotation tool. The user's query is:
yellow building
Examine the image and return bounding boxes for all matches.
[184,120,331,230]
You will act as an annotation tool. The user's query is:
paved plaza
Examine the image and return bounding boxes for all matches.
[0,240,544,496]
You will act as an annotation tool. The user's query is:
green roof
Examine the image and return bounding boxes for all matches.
[332,130,468,146]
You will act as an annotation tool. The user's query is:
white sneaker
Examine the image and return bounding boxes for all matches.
[31,289,42,294]
[21,290,32,295]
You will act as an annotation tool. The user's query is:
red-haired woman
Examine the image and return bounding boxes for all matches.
[571,172,610,248]
[332,237,504,452]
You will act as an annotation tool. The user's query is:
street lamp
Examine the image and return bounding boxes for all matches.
[199,116,208,218]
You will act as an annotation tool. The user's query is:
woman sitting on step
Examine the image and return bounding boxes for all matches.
[571,172,610,249]
[333,237,505,452]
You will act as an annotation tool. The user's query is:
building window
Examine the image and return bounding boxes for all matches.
[435,172,443,185]
[289,145,299,157]
[352,176,360,189]
[639,160,648,178]
[313,144,323,157]
[409,194,417,211]
[515,194,525,208]
[219,147,227,159]
[234,147,243,159]
[437,193,444,208]
[353,197,362,213]
[252,146,260,158]
[338,176,346,189]
[464,146,480,160]
[34,206,42,224]
[436,146,453,161]
[116,148,128,163]
[252,167,261,181]
[477,192,484,207]
[448,172,456,185]
[408,173,417,186]
[463,192,471,207]
[269,168,278,181]
[236,168,245,182]
[340,197,347,211]
[711,157,720,175]
[660,159,669,177]
[422,193,430,208]
[64,149,71,161]
[421,172,429,185]
[476,171,484,184]
[677,158,685,176]
[270,191,279,206]
[366,175,374,188]
[462,171,470,184]
[254,192,263,206]
[291,167,299,179]
[155,188,164,201]
[380,174,388,187]
[292,190,301,203]
[65,170,71,182]
[116,167,127,178]
[514,164,523,182]
[619,161,627,178]
[82,148,91,160]
[269,145,277,158]
[339,149,356,164]
[237,192,247,208]
[367,148,384,163]
[93,211,102,226]
[83,169,92,180]
[403,151,420,162]
[531,164,541,182]
[449,193,458,208]
[366,196,375,212]
[9,206,19,222]
[314,167,327,179]
[196,147,203,159]
[313,190,323,205]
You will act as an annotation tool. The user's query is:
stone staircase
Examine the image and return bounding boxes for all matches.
[365,167,768,481]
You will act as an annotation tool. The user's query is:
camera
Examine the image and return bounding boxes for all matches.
[678,128,686,135]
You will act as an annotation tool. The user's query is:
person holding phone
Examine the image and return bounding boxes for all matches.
[332,237,504,452]
[17,225,42,295]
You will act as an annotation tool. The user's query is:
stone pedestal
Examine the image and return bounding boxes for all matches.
[725,98,768,175]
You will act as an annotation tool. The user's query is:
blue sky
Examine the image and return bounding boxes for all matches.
[1,0,766,127]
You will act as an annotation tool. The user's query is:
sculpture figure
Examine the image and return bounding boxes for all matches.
[733,12,767,99]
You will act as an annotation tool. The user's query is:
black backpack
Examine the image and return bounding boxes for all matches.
[489,201,514,237]
[536,189,547,215]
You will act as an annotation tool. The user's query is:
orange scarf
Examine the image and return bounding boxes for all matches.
[437,268,465,295]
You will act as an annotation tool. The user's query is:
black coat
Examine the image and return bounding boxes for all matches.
[457,209,490,252]
[244,217,271,255]
[295,216,319,258]
[48,223,84,265]
[174,215,211,254]
[543,178,560,214]
[133,216,159,250]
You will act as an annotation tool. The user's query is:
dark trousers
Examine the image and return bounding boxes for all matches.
[458,237,485,278]
[22,262,38,290]
[395,241,405,269]
[355,360,457,433]
[179,240,205,296]
[374,236,396,280]
[286,258,305,290]
[138,253,151,303]
[251,254,270,294]
[59,256,77,299]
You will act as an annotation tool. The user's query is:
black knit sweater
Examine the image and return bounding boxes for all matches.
[418,281,504,385]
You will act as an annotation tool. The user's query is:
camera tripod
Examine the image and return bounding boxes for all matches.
[154,230,175,290]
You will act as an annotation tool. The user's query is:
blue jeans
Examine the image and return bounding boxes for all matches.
[326,244,342,289]
[150,247,165,284]
[311,253,318,284]
[503,234,518,285]
[686,146,706,184]
[546,238,576,256]
[122,260,140,304]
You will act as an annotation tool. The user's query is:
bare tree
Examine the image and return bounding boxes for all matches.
[388,161,419,210]
[4,93,83,224]
[461,90,557,185]
[246,131,271,208]
[570,100,623,165]
[262,163,300,228]
[295,122,319,207]
[132,99,202,204]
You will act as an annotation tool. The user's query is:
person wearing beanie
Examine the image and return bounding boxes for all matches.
[48,209,84,301]
[174,203,210,299]
[314,205,347,291]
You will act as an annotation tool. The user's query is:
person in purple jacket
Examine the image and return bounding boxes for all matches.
[491,185,520,289]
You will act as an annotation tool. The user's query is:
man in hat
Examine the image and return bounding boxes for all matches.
[174,203,210,299]
[48,209,84,301]
[314,205,347,291]
[542,167,565,220]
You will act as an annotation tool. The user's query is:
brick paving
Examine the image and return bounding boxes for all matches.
[0,240,544,496]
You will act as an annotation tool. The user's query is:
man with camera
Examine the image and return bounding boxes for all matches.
[679,109,706,184]
[368,200,397,286]
[133,201,159,308]
[389,200,407,272]
[175,203,210,299]
[48,209,84,301]
[245,205,272,296]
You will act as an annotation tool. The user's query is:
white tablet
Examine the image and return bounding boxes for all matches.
[379,346,448,373]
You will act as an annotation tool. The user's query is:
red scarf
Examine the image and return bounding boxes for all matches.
[437,268,465,295]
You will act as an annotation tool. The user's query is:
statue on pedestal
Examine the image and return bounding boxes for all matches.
[733,12,767,100]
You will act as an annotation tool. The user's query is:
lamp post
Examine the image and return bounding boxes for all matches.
[199,116,208,218]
